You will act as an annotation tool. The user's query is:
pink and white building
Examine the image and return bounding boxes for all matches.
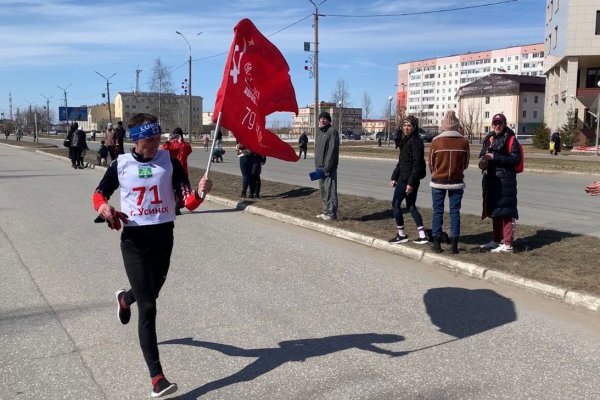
[397,44,545,128]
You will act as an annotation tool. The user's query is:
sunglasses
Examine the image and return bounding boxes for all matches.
[492,121,505,126]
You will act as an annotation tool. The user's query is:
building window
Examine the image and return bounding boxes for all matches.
[522,126,526,133]
[596,11,600,35]
[522,110,527,118]
[586,68,600,87]
[534,95,539,103]
[485,126,490,133]
[554,26,558,48]
[533,110,538,119]
[485,111,490,118]
[485,97,490,104]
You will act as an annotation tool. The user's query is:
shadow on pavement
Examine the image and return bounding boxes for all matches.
[277,187,318,199]
[160,333,406,398]
[407,287,516,354]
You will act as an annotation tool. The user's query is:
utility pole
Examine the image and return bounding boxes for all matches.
[9,91,13,120]
[95,72,116,124]
[40,94,53,133]
[57,83,71,131]
[176,31,202,143]
[309,0,327,138]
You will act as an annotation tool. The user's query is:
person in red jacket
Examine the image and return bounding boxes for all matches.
[92,113,212,398]
[162,127,193,215]
[162,127,192,174]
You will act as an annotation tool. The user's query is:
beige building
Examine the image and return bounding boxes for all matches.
[81,104,113,132]
[291,102,362,137]
[544,0,600,143]
[362,119,388,134]
[457,74,545,140]
[114,92,203,135]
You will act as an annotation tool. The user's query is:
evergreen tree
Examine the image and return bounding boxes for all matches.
[558,108,579,148]
[532,121,550,149]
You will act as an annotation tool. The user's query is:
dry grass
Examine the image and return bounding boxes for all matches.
[9,140,600,297]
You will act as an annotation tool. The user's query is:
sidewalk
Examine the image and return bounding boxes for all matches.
[23,143,600,314]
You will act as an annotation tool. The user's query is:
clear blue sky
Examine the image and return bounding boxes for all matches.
[0,0,543,124]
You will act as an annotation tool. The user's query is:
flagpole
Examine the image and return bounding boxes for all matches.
[205,111,223,176]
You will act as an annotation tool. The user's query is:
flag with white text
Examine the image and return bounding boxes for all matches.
[213,18,299,162]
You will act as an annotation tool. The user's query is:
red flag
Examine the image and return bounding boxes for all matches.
[213,18,299,162]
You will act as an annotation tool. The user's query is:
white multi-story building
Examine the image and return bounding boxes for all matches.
[544,0,600,143]
[397,44,545,128]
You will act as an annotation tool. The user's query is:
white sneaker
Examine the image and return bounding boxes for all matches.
[316,213,326,219]
[321,215,332,221]
[480,241,499,250]
[491,243,513,253]
[413,238,429,245]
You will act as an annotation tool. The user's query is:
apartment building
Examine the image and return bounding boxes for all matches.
[457,74,545,139]
[114,92,203,134]
[291,102,362,137]
[397,44,545,128]
[544,0,600,143]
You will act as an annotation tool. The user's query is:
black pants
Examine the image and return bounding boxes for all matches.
[120,224,174,377]
[299,147,307,159]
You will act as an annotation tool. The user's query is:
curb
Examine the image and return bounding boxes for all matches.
[5,144,599,313]
[206,194,600,313]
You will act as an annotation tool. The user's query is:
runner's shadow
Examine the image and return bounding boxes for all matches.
[277,187,318,199]
[160,333,406,399]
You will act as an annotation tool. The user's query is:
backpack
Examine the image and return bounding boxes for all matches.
[506,134,524,173]
[488,133,524,173]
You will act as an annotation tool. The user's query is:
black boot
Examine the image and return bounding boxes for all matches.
[450,237,459,254]
[432,236,443,253]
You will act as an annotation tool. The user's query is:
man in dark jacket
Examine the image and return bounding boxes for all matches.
[479,113,521,253]
[314,111,339,221]
[389,116,428,244]
[115,121,126,155]
[298,132,308,159]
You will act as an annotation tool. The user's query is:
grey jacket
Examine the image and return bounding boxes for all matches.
[314,124,339,174]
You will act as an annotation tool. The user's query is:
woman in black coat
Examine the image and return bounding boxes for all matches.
[479,113,521,253]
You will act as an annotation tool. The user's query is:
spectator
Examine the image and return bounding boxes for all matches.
[162,127,193,215]
[550,131,561,156]
[97,140,109,166]
[479,113,521,253]
[115,121,126,154]
[298,132,308,159]
[215,129,223,150]
[15,128,22,141]
[428,110,470,254]
[4,129,9,140]
[250,153,266,198]
[314,111,339,221]
[388,116,428,244]
[105,123,117,162]
[203,132,210,151]
[71,127,88,169]
[92,113,212,398]
[236,142,253,198]
[66,122,79,168]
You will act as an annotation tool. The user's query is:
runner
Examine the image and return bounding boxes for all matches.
[92,113,212,398]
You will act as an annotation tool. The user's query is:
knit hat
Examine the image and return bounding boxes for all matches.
[403,115,419,131]
[442,110,460,132]
[318,111,332,123]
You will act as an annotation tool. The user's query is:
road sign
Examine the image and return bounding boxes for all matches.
[304,42,310,52]
[59,106,88,122]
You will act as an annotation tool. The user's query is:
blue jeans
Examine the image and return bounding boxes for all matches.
[431,188,464,238]
[392,180,423,228]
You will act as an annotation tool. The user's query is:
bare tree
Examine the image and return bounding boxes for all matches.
[361,91,372,120]
[458,101,479,143]
[330,78,350,106]
[150,58,174,94]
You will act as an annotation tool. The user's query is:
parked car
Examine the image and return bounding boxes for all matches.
[418,128,437,143]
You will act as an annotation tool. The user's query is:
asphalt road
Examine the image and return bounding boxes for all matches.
[1,144,600,399]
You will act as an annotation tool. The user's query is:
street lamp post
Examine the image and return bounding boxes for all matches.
[309,0,327,139]
[95,71,117,123]
[57,83,71,132]
[176,31,202,144]
[338,100,343,141]
[387,95,393,147]
[596,80,600,156]
[40,94,53,134]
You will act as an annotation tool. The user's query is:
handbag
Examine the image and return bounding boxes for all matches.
[549,142,555,152]
[63,139,70,147]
